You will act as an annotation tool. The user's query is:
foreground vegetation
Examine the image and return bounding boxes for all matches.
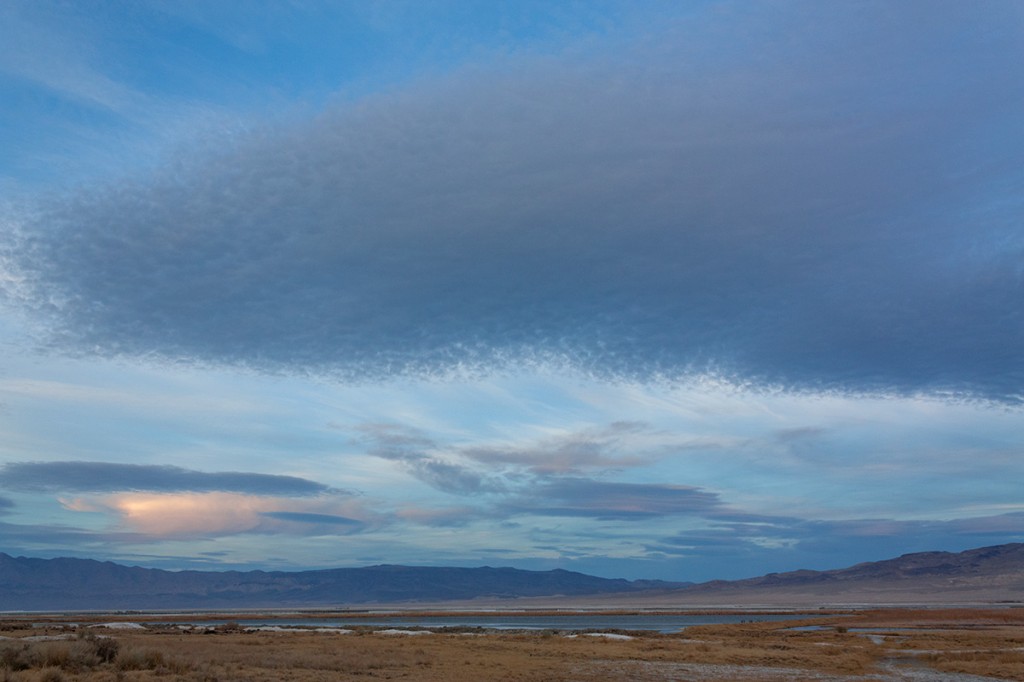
[1,609,1022,681]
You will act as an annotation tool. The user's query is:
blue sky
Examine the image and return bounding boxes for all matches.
[0,0,1022,582]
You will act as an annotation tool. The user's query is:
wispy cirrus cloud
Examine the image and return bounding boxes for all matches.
[461,421,654,475]
[357,423,505,495]
[0,2,136,112]
[357,422,724,520]
[0,461,336,496]
[357,421,679,495]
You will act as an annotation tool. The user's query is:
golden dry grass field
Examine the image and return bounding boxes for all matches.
[2,609,1023,681]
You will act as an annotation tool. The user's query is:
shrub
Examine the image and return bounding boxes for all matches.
[93,637,120,663]
[1,643,32,671]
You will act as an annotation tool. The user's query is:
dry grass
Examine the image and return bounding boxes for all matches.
[0,609,1022,681]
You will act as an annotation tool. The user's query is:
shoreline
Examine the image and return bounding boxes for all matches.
[5,602,1019,622]
[2,608,1022,681]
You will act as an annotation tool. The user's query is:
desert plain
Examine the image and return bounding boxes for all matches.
[2,608,1024,682]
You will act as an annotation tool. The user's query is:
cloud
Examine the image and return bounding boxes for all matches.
[355,422,729,519]
[3,3,1022,401]
[461,422,653,474]
[260,511,364,528]
[0,3,136,112]
[76,492,373,539]
[657,511,1024,563]
[394,505,483,527]
[0,520,147,549]
[508,478,722,520]
[0,461,334,496]
[357,421,678,495]
[358,423,504,495]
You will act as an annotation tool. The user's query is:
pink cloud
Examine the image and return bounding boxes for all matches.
[63,492,376,538]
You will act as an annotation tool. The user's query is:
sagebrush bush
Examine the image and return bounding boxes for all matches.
[92,638,119,664]
[0,637,121,675]
[1,643,32,671]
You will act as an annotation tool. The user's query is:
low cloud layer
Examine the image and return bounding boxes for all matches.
[509,479,722,520]
[0,461,334,496]
[652,511,1024,574]
[4,2,1022,401]
[59,491,372,539]
[261,511,364,528]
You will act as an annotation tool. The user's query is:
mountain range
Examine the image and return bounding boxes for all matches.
[662,542,1024,606]
[2,543,1022,611]
[0,555,682,611]
[540,543,1024,608]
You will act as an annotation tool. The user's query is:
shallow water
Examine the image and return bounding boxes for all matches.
[182,612,808,633]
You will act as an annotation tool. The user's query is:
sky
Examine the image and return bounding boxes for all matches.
[0,1,1022,583]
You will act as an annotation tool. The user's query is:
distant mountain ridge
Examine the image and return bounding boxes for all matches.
[2,543,1021,611]
[643,543,1024,606]
[695,543,1024,590]
[0,554,684,611]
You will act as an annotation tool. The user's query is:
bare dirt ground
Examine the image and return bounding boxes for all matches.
[2,608,1022,681]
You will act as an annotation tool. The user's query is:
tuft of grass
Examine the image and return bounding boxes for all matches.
[114,646,163,671]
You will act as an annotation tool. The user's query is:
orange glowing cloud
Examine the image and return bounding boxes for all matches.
[63,492,373,538]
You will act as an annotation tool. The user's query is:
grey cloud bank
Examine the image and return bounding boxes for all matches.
[0,461,333,496]
[652,511,1024,576]
[4,2,1021,401]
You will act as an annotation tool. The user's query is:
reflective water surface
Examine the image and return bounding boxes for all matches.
[184,613,811,633]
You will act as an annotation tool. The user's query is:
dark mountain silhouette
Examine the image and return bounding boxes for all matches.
[427,544,1024,608]
[2,543,1021,611]
[0,554,685,611]
[694,543,1024,591]
[638,543,1024,606]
